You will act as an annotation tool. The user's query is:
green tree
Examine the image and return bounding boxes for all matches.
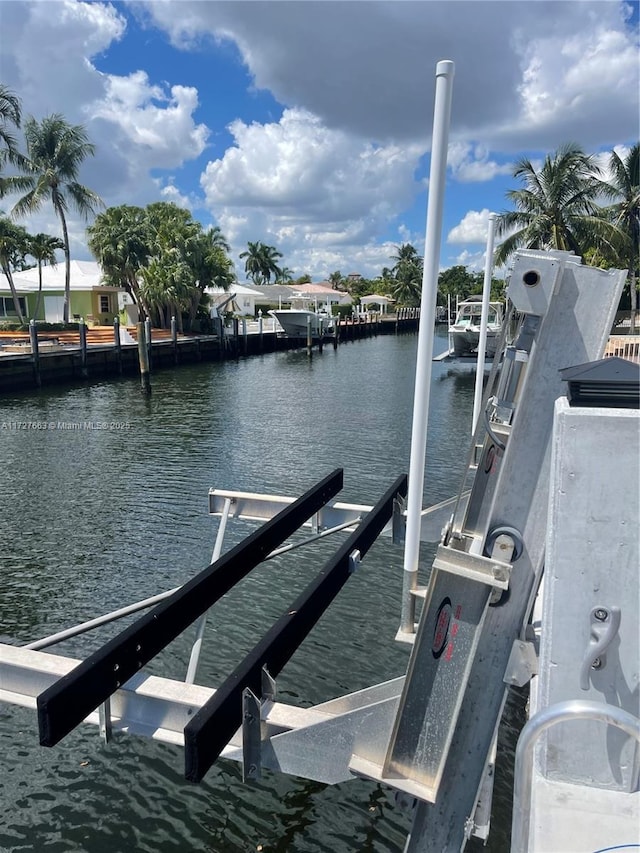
[239,241,283,284]
[89,203,234,331]
[28,232,64,319]
[87,204,152,320]
[494,144,612,267]
[389,243,423,306]
[391,243,421,267]
[328,270,343,289]
[0,84,22,170]
[275,266,294,283]
[142,202,201,330]
[2,114,102,322]
[184,226,235,329]
[438,266,480,301]
[0,215,29,323]
[597,144,640,332]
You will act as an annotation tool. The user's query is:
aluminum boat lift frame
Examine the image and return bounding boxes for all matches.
[1,249,637,853]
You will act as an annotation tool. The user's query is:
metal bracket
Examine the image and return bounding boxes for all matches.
[242,688,261,781]
[504,639,538,687]
[579,605,621,690]
[432,544,512,590]
[99,698,112,744]
[261,666,277,702]
[242,666,277,782]
[348,549,361,574]
[392,494,406,545]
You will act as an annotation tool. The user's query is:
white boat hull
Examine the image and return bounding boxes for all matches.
[450,327,500,357]
[269,309,334,338]
[448,299,504,358]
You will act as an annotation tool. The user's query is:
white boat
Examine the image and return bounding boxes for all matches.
[269,308,334,338]
[448,296,504,357]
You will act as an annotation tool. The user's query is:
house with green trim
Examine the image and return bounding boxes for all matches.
[2,260,122,325]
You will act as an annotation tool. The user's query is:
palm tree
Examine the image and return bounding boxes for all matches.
[391,261,422,306]
[87,205,152,320]
[328,270,343,289]
[598,144,640,332]
[239,240,263,284]
[239,241,283,284]
[0,84,22,170]
[2,114,102,323]
[275,266,294,283]
[391,243,421,269]
[28,232,64,320]
[0,215,28,324]
[493,144,614,266]
[389,243,423,305]
[185,227,235,329]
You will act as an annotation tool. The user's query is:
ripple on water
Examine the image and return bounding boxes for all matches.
[0,333,517,852]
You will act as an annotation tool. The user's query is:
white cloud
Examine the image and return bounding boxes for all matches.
[159,181,192,209]
[448,209,495,245]
[448,247,487,273]
[447,144,514,183]
[201,108,424,277]
[2,0,125,121]
[90,71,209,169]
[143,1,638,151]
[500,8,638,148]
[1,1,212,257]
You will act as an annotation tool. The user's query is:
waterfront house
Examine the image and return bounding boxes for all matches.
[4,260,122,325]
[287,282,352,312]
[205,282,263,317]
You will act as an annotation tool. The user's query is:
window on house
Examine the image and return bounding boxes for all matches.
[99,295,111,313]
[0,296,27,317]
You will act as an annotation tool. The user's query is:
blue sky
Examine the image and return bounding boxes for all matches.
[1,0,638,281]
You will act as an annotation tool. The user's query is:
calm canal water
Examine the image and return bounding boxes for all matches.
[0,328,522,852]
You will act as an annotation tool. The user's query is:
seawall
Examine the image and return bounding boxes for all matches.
[0,311,420,394]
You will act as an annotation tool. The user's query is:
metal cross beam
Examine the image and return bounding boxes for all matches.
[37,469,344,748]
[184,473,408,782]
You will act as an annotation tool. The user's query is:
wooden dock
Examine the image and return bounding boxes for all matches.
[0,311,420,393]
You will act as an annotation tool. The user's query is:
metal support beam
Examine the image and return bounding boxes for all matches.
[184,474,408,783]
[36,469,344,748]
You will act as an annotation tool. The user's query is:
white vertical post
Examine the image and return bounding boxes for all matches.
[472,213,497,434]
[401,60,455,635]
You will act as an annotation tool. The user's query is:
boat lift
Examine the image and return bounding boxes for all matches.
[1,50,637,850]
[1,248,634,852]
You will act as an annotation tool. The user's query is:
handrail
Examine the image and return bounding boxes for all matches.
[512,700,640,853]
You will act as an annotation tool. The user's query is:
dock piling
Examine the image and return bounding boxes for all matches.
[137,321,151,394]
[79,319,88,379]
[114,317,122,374]
[171,316,178,365]
[145,317,152,370]
[29,320,41,387]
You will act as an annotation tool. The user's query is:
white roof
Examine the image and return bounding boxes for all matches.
[7,260,116,293]
[205,283,262,297]
[361,295,393,306]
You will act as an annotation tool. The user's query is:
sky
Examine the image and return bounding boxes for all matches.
[0,0,638,282]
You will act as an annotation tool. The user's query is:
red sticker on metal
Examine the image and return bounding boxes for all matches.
[484,444,496,474]
[432,597,452,659]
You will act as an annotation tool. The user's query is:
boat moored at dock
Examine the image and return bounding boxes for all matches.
[269,308,335,339]
[448,296,505,357]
